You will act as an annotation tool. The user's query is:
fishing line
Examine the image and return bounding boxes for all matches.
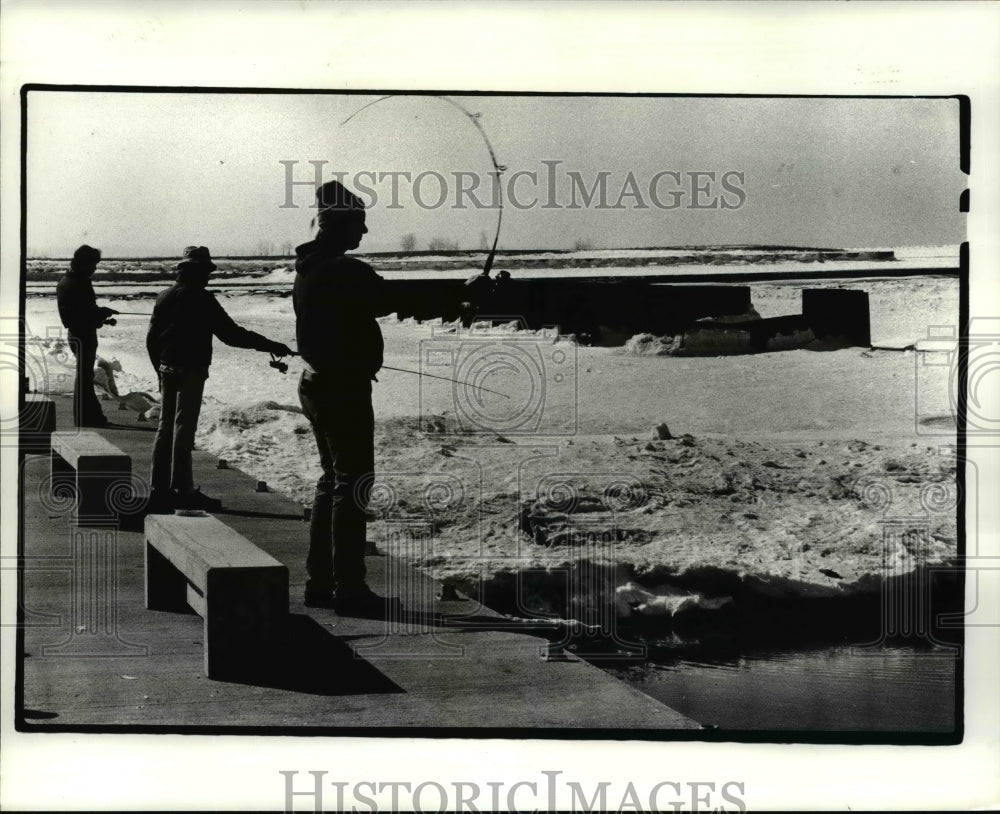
[380,364,510,399]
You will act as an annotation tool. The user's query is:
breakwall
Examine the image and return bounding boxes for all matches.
[385,278,872,351]
[664,289,871,355]
[374,248,897,272]
[385,278,754,343]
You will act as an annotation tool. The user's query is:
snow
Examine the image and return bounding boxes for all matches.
[22,260,959,621]
[24,245,960,296]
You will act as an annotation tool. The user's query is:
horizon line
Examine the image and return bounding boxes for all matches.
[24,242,961,262]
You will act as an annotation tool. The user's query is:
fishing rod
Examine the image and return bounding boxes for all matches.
[341,94,506,277]
[101,310,151,326]
[280,351,510,398]
[381,364,511,399]
[108,320,508,395]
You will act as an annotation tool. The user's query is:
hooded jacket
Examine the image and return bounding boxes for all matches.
[146,268,275,373]
[293,240,386,379]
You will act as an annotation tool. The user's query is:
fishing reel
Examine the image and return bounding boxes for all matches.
[269,353,289,374]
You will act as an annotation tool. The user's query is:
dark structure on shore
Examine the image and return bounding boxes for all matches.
[383,274,871,351]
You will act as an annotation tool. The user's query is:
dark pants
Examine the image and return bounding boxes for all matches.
[151,367,207,493]
[298,370,375,592]
[68,330,104,425]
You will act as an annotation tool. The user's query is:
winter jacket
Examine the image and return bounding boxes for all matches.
[56,272,104,336]
[293,240,386,379]
[146,277,275,374]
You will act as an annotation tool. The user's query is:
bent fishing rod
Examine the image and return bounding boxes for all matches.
[341,94,506,277]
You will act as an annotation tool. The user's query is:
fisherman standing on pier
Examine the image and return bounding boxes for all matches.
[294,180,395,615]
[56,244,118,427]
[146,246,293,512]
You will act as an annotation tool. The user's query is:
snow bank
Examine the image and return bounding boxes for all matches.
[622,333,682,356]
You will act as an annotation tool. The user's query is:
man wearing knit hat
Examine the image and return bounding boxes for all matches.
[146,246,293,512]
[294,180,396,615]
[56,244,118,427]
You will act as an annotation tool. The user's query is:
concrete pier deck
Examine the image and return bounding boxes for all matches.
[17,393,699,733]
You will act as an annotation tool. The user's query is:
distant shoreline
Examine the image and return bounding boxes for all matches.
[24,244,913,263]
[24,246,961,296]
[27,248,901,276]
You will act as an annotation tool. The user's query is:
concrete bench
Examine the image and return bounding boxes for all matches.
[20,393,56,454]
[144,513,289,679]
[50,431,131,525]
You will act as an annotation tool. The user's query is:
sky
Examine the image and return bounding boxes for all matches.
[26,91,965,257]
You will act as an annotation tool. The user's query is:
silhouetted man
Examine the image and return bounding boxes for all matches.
[146,246,292,512]
[56,244,117,427]
[294,180,395,615]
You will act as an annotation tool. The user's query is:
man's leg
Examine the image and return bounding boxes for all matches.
[80,334,105,423]
[70,331,104,425]
[300,373,336,594]
[302,376,392,615]
[329,390,375,590]
[300,375,375,595]
[150,371,178,492]
[169,370,206,495]
[69,332,83,424]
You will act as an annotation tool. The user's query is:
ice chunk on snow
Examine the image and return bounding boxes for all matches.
[615,580,732,618]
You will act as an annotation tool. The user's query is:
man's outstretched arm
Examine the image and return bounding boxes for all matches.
[209,295,292,356]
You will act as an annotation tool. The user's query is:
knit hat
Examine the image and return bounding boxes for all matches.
[316,180,365,234]
[177,245,217,271]
[317,179,365,213]
[70,244,101,271]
